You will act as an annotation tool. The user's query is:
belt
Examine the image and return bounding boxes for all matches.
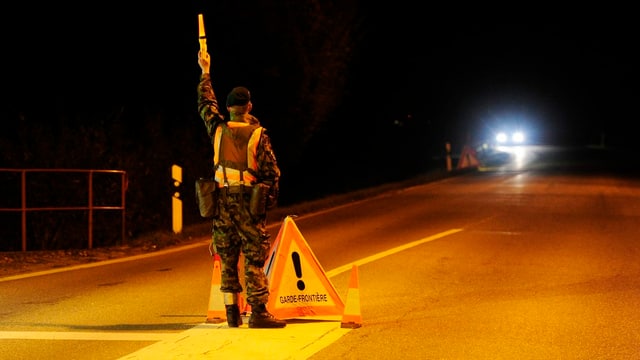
[222,185,253,194]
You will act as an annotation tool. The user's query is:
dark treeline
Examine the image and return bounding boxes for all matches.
[1,1,446,251]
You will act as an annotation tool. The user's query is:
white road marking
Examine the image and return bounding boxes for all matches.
[0,331,175,341]
[326,228,463,277]
[0,240,210,283]
[117,321,350,360]
[0,229,463,358]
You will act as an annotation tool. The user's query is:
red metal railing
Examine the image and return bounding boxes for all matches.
[0,168,127,251]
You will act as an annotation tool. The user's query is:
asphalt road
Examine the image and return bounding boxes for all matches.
[1,145,639,359]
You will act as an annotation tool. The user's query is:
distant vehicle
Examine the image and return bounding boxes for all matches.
[494,129,526,145]
[474,109,539,149]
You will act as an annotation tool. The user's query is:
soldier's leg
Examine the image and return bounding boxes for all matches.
[213,217,243,327]
[240,216,286,328]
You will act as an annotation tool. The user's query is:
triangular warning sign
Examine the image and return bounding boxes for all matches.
[264,216,345,319]
[457,144,480,169]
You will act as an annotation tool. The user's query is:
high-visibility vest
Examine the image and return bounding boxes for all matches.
[213,121,263,187]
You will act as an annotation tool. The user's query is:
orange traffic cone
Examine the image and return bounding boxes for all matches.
[238,293,251,316]
[206,254,226,323]
[237,254,249,315]
[341,264,362,329]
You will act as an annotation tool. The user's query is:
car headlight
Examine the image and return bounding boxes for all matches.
[511,131,525,143]
[495,131,525,144]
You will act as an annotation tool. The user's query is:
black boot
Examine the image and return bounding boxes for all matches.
[225,304,242,327]
[248,304,286,328]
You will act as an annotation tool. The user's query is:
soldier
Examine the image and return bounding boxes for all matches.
[197,49,286,328]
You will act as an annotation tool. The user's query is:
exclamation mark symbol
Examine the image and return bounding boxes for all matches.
[292,252,305,290]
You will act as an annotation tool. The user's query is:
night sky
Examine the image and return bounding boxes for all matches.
[3,3,639,190]
[368,7,639,147]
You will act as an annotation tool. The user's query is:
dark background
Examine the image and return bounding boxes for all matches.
[2,2,638,249]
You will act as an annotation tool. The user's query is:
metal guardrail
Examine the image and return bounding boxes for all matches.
[0,168,127,251]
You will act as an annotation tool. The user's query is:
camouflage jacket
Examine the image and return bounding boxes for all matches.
[197,73,226,138]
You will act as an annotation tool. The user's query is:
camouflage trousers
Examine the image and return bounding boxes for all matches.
[211,191,271,306]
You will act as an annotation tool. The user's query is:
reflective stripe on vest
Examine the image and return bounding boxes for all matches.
[212,122,262,187]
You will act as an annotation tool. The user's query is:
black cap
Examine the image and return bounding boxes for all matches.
[226,86,251,107]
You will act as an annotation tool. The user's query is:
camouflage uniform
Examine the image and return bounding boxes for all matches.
[197,73,280,308]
